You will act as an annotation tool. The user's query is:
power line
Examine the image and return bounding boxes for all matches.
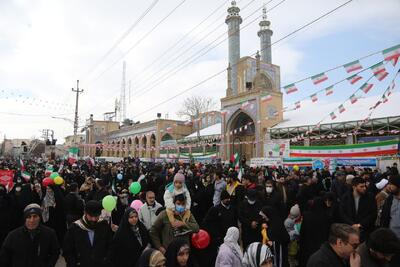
[82,0,160,79]
[133,0,284,97]
[86,0,188,86]
[131,0,354,119]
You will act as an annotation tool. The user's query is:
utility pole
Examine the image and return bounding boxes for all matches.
[72,80,83,144]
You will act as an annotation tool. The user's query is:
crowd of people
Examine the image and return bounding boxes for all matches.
[0,157,399,267]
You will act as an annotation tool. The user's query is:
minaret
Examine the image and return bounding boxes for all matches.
[258,4,273,63]
[226,63,233,97]
[225,1,242,96]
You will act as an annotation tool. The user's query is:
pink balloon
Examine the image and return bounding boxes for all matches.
[130,200,144,212]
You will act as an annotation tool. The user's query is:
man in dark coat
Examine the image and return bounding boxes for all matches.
[307,223,360,267]
[63,200,114,267]
[238,189,263,249]
[0,203,60,267]
[339,177,377,241]
[64,183,85,227]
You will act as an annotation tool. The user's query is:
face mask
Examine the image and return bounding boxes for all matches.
[175,205,185,213]
[266,187,273,194]
[247,199,256,205]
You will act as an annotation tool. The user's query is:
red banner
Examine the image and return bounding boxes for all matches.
[0,170,14,191]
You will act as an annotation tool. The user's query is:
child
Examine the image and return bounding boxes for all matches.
[284,204,302,267]
[163,171,191,225]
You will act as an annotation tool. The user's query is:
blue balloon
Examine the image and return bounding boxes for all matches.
[117,173,123,180]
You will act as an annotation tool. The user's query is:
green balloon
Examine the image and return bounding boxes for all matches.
[129,182,141,195]
[102,195,117,212]
[50,172,59,179]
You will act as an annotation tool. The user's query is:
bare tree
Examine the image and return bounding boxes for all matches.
[177,95,217,140]
[177,95,216,119]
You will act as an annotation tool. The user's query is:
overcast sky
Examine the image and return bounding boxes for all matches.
[0,0,399,142]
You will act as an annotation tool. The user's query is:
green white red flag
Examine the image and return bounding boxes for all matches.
[45,165,54,177]
[370,62,388,81]
[230,152,240,170]
[311,72,328,85]
[325,86,333,96]
[21,171,31,181]
[360,83,373,94]
[310,93,318,102]
[261,94,272,102]
[284,84,298,94]
[330,112,337,120]
[347,74,362,85]
[382,44,400,66]
[68,147,79,164]
[344,60,363,73]
[338,104,346,113]
[350,94,358,104]
[295,101,301,109]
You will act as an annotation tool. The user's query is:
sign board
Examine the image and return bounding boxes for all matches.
[312,159,325,170]
[334,158,377,167]
[264,139,290,158]
[250,157,283,167]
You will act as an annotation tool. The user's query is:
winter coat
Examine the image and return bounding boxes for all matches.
[357,242,389,267]
[109,208,149,267]
[0,224,60,267]
[149,210,199,250]
[215,243,244,267]
[139,201,163,230]
[163,183,191,210]
[238,200,263,249]
[64,192,84,225]
[63,219,114,267]
[380,194,395,228]
[306,242,347,267]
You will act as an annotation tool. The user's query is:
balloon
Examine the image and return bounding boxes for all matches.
[117,173,123,180]
[54,176,64,185]
[102,195,117,212]
[293,165,299,171]
[191,229,210,249]
[129,182,141,194]
[130,199,144,212]
[42,178,54,187]
[50,172,59,179]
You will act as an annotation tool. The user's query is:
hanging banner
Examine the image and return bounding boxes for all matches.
[250,157,282,167]
[335,158,377,167]
[264,139,290,158]
[290,140,398,158]
[0,170,14,191]
[283,158,313,167]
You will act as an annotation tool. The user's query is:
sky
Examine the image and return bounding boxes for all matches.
[0,0,399,143]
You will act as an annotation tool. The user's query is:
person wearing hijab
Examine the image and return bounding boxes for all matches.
[215,227,244,267]
[165,239,198,267]
[243,242,274,267]
[136,248,166,267]
[260,206,290,267]
[110,207,150,267]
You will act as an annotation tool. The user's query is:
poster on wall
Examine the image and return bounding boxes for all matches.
[334,158,377,167]
[264,139,290,158]
[250,157,283,167]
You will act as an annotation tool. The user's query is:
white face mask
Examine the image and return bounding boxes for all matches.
[247,199,256,205]
[266,187,273,194]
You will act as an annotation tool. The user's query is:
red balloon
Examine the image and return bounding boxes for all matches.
[191,229,210,249]
[42,178,54,187]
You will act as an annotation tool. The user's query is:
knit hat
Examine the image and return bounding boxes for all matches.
[389,175,400,188]
[367,228,400,254]
[375,179,388,190]
[289,204,300,219]
[24,203,42,219]
[173,172,185,183]
[346,174,355,182]
[84,200,102,217]
[220,190,231,201]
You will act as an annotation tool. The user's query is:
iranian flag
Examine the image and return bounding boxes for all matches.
[284,84,298,94]
[360,83,373,94]
[230,152,240,170]
[283,158,313,167]
[370,62,388,81]
[18,159,25,171]
[261,94,272,102]
[370,101,382,110]
[344,60,363,73]
[330,112,337,120]
[382,44,400,66]
[350,94,358,104]
[45,165,53,177]
[68,147,79,164]
[311,72,328,85]
[21,171,31,181]
[241,100,250,109]
[347,74,362,85]
[295,101,301,109]
[310,93,318,102]
[338,104,346,113]
[290,140,399,158]
[382,95,388,103]
[325,86,334,96]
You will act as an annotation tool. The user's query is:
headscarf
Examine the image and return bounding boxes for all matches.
[223,227,243,259]
[41,187,56,223]
[115,207,144,247]
[243,242,274,267]
[136,248,166,267]
[260,206,290,245]
[165,239,193,267]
